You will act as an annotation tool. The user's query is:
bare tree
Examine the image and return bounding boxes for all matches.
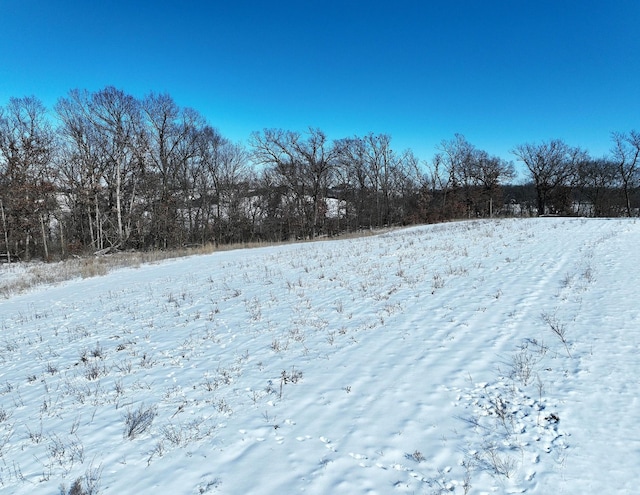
[294,128,337,236]
[333,133,414,228]
[142,93,204,247]
[575,158,618,216]
[0,96,56,260]
[471,150,515,217]
[391,149,423,223]
[250,129,300,239]
[512,139,587,215]
[438,134,478,218]
[361,133,397,226]
[213,141,250,243]
[56,87,145,250]
[92,88,141,246]
[333,136,372,229]
[424,152,451,220]
[611,131,640,217]
[194,126,250,244]
[438,135,514,218]
[250,128,336,239]
[56,90,105,251]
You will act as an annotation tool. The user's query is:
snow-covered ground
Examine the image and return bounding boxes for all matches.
[0,218,638,494]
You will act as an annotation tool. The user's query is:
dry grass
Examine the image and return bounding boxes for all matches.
[0,228,395,298]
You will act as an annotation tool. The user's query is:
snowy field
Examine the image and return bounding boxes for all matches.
[0,218,638,494]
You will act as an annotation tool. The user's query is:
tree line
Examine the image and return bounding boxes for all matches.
[0,87,638,261]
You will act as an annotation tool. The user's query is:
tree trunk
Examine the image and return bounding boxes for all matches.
[116,159,124,244]
[40,214,49,261]
[622,180,632,217]
[25,231,31,261]
[1,200,10,263]
[87,205,95,248]
[536,186,545,216]
[59,217,65,258]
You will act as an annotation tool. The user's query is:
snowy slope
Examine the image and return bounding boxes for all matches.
[0,218,638,494]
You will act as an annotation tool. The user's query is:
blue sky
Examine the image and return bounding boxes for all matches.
[1,0,639,167]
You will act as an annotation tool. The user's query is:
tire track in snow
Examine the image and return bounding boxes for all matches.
[557,222,640,493]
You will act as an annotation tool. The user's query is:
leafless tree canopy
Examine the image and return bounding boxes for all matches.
[0,87,638,260]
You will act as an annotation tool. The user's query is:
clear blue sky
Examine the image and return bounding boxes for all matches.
[1,0,639,166]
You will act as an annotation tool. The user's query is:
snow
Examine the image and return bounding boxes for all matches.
[0,218,638,494]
